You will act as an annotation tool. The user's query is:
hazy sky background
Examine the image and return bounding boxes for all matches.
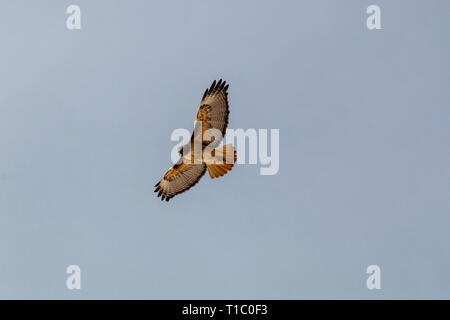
[1,0,449,299]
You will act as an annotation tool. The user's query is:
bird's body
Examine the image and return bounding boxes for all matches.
[154,79,236,201]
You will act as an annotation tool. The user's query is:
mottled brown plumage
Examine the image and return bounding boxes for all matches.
[154,79,236,201]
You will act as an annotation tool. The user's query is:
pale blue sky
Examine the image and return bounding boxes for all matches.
[0,0,449,299]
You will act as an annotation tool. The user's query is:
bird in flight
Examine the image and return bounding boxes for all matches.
[154,79,237,201]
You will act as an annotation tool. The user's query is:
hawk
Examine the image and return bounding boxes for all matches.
[154,79,237,201]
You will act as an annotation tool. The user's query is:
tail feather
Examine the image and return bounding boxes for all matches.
[206,144,237,179]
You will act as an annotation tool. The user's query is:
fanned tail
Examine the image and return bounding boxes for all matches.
[205,144,237,179]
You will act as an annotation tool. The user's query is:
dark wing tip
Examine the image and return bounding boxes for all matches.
[154,181,160,187]
[203,79,228,101]
[209,80,216,91]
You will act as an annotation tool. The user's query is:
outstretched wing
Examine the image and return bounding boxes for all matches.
[191,79,230,148]
[154,162,207,201]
